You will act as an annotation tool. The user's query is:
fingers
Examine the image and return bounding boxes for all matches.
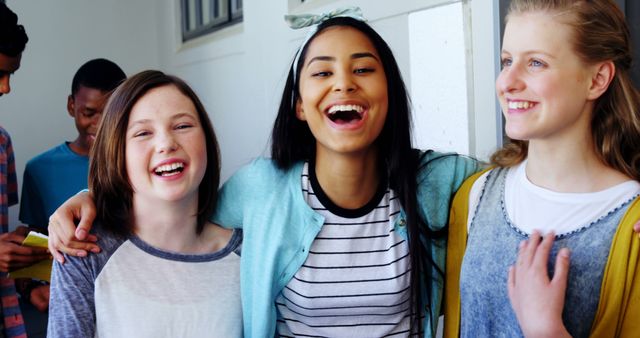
[515,239,527,268]
[48,238,87,263]
[507,265,516,300]
[13,226,30,237]
[75,212,95,241]
[0,239,48,257]
[48,219,75,263]
[517,230,541,268]
[634,221,640,237]
[62,240,100,255]
[7,242,48,256]
[73,192,97,241]
[50,251,64,264]
[0,255,50,272]
[48,201,101,264]
[49,191,97,242]
[515,231,568,286]
[48,234,101,263]
[9,251,50,263]
[551,248,570,289]
[7,259,44,270]
[48,217,76,248]
[532,231,555,269]
[4,231,25,246]
[47,230,65,264]
[508,232,571,338]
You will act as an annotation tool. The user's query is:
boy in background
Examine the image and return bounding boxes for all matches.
[19,58,126,230]
[15,59,124,337]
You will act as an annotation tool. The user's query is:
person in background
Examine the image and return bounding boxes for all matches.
[0,3,46,338]
[15,58,125,335]
[19,58,126,230]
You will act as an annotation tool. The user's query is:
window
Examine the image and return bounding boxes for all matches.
[181,0,242,41]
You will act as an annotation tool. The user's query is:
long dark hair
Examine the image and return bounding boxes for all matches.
[90,70,221,236]
[271,16,434,332]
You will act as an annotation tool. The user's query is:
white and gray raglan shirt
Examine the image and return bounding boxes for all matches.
[47,225,242,338]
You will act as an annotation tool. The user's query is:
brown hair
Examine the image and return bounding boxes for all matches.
[491,0,640,180]
[89,70,221,236]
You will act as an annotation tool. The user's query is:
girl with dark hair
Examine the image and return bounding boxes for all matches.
[47,8,478,337]
[445,0,640,337]
[219,9,478,336]
[47,70,242,337]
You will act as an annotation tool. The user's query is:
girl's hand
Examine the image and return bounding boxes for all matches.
[47,191,100,263]
[507,231,572,338]
[634,220,640,237]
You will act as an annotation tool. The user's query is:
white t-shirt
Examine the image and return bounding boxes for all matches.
[467,161,640,235]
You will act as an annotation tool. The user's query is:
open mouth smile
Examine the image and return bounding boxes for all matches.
[507,100,537,110]
[153,162,185,177]
[326,104,365,124]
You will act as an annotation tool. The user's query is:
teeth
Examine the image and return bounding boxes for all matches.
[328,104,364,115]
[154,162,184,174]
[508,101,533,109]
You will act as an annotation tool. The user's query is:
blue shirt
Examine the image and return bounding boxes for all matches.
[212,151,479,337]
[19,142,89,229]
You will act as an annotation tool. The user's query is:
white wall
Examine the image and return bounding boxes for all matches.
[409,3,470,154]
[2,0,161,228]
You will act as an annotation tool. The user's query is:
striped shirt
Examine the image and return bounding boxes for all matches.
[276,162,412,337]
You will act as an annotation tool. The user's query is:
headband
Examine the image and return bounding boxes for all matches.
[284,6,366,82]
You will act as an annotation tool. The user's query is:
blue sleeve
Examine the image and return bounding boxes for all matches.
[212,171,247,229]
[19,165,46,228]
[414,151,481,335]
[416,151,481,231]
[47,254,97,337]
[211,160,268,229]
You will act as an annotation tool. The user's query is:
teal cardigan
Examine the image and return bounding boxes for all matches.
[212,151,479,337]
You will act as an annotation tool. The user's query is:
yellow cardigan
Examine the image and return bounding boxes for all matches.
[443,169,640,337]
